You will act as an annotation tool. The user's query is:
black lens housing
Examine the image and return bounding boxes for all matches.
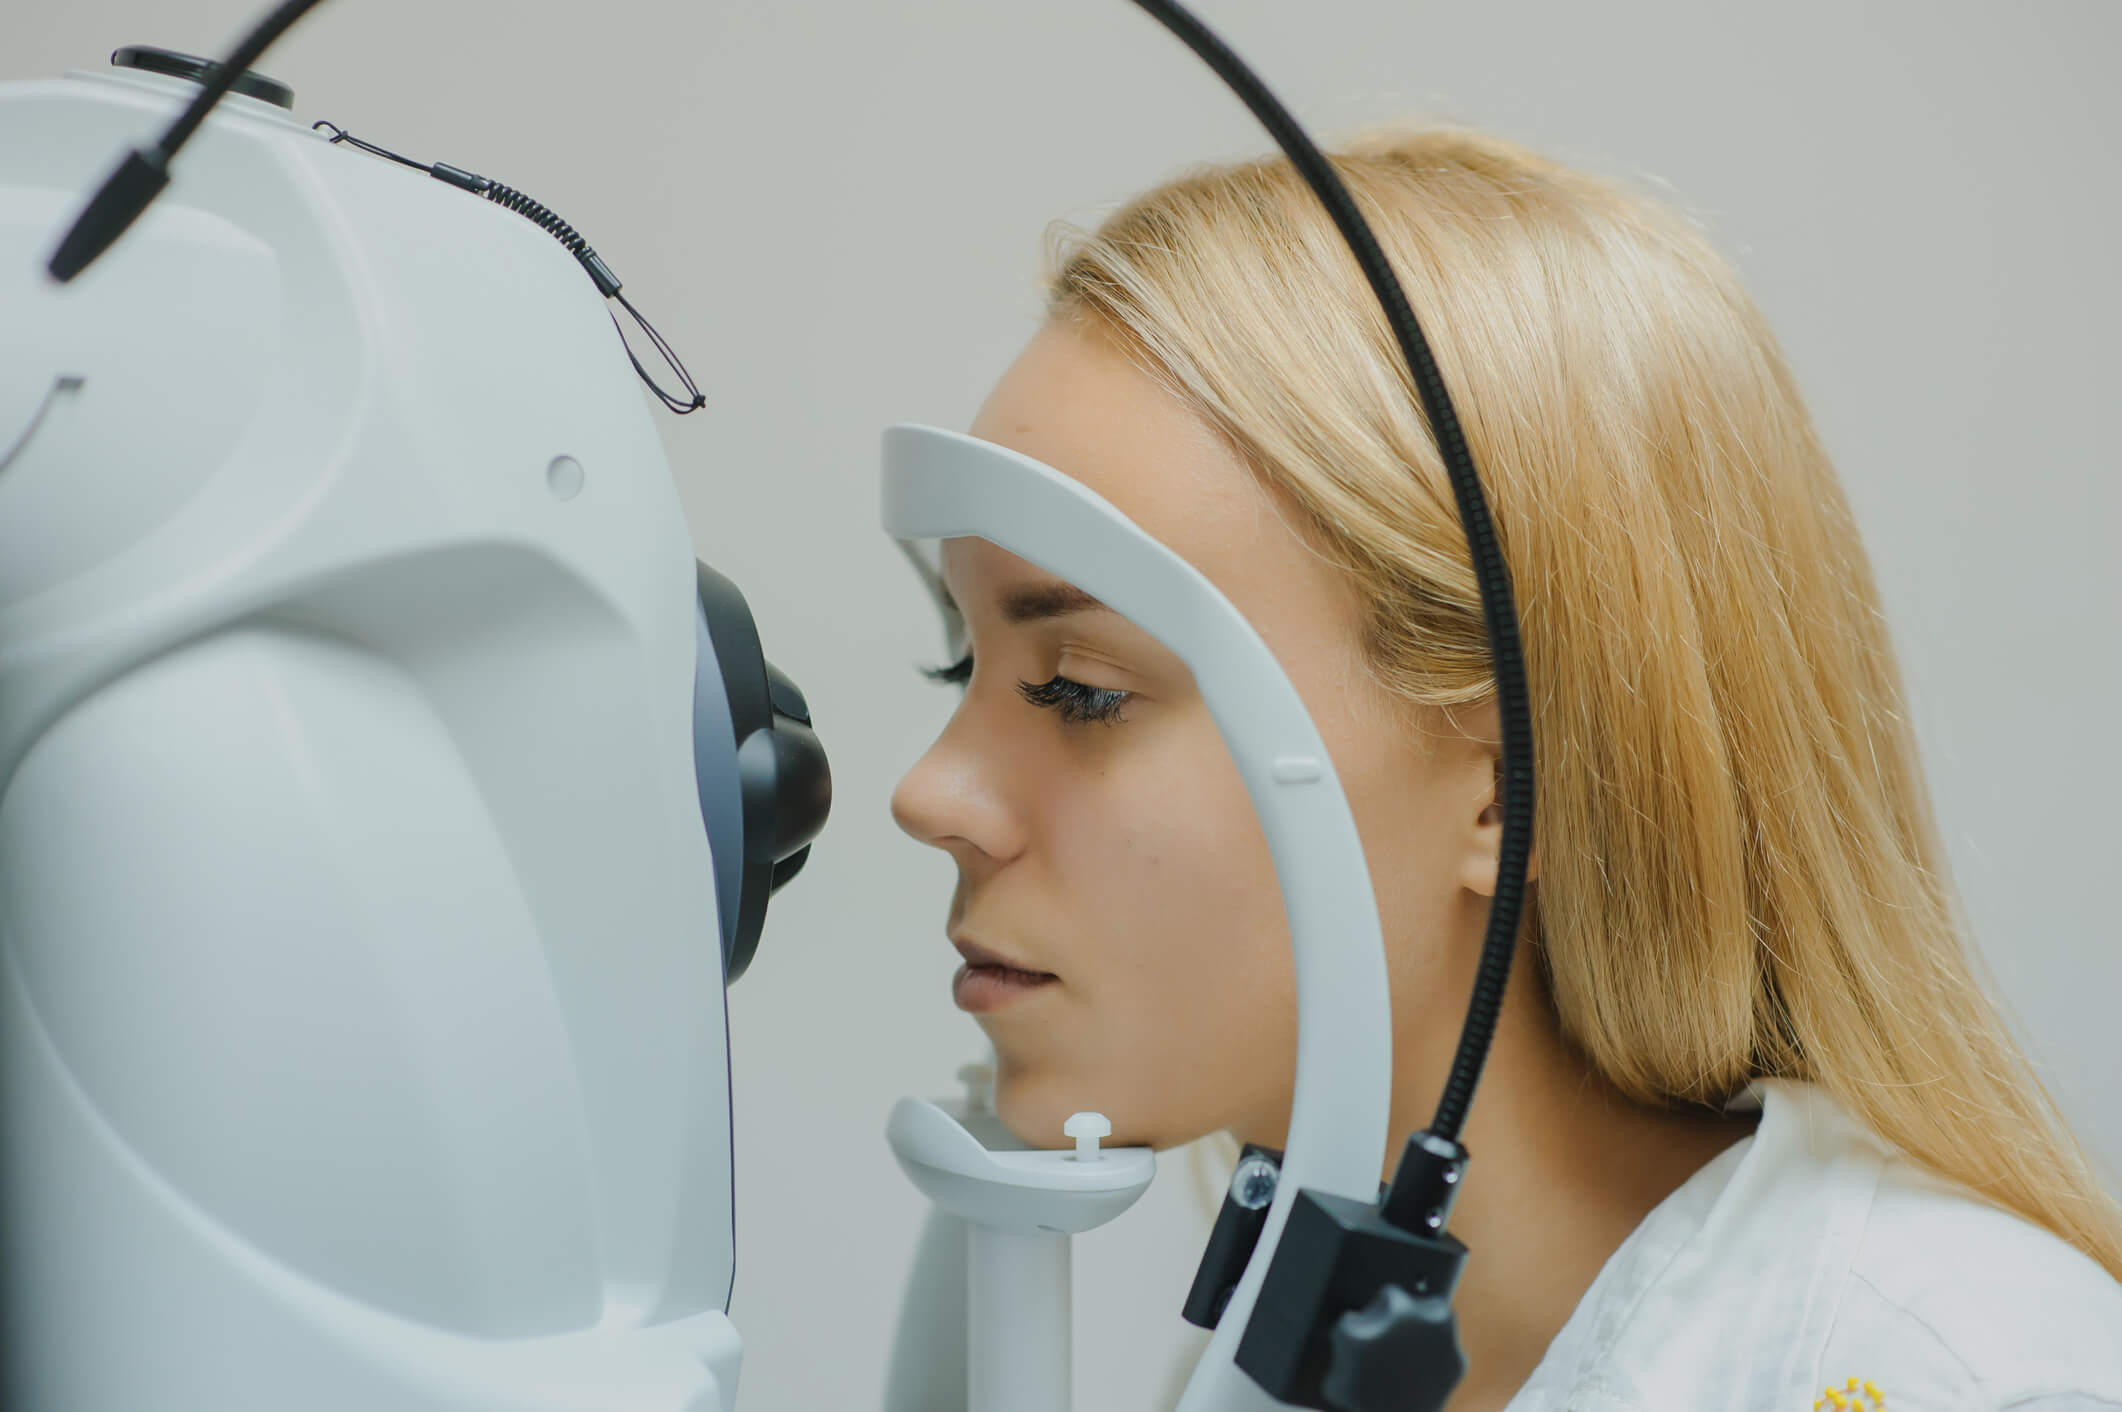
[693,561,830,983]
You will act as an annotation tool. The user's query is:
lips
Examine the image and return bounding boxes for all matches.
[952,937,1052,976]
[951,936,1059,1014]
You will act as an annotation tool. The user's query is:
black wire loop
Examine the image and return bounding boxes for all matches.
[312,121,425,173]
[614,292,708,415]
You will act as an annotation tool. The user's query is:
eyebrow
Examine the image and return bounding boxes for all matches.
[999,583,1110,625]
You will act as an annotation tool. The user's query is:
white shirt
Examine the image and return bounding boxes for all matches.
[1506,1078,2122,1412]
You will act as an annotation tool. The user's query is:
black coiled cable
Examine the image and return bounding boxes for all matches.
[315,123,703,415]
[479,181,613,290]
[1123,0,1533,1152]
[483,181,583,248]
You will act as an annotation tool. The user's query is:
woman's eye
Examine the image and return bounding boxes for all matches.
[921,654,1131,726]
[919,653,974,687]
[1016,674,1132,726]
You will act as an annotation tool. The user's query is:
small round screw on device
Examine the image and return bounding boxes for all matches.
[1063,1112,1111,1161]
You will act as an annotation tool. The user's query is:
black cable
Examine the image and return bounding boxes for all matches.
[47,0,331,281]
[309,121,425,173]
[1122,0,1536,1148]
[51,9,706,417]
[157,0,326,155]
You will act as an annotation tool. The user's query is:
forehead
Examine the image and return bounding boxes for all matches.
[960,320,1298,602]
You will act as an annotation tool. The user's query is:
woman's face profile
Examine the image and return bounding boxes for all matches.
[891,318,1512,1154]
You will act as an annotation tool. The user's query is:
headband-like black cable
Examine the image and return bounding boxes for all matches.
[1121,0,1534,1150]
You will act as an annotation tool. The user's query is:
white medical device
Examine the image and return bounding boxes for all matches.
[5,1,1538,1406]
[1,53,824,1412]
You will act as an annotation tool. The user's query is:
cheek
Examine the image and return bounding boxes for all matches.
[1048,727,1279,972]
[1028,720,1299,1133]
[1320,712,1467,1030]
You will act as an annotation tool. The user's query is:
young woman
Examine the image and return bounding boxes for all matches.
[890,127,2122,1411]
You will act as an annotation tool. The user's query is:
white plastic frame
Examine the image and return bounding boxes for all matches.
[882,422,1394,1410]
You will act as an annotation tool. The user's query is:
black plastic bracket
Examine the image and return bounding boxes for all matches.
[1182,1142,1283,1328]
[1234,1189,1466,1409]
[1228,1129,1473,1411]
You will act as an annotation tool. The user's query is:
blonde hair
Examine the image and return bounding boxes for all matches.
[1043,125,2122,1279]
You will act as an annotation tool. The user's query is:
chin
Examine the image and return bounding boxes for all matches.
[992,1064,1081,1149]
[993,1061,1193,1152]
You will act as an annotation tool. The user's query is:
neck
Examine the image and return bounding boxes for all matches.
[1390,963,1757,1412]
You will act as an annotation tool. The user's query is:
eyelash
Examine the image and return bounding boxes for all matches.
[919,655,974,687]
[919,653,1132,727]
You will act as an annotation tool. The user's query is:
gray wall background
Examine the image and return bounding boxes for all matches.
[8,2,2117,1407]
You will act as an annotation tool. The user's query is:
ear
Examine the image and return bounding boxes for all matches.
[1458,732,1538,899]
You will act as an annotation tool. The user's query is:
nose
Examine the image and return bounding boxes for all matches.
[890,706,1027,866]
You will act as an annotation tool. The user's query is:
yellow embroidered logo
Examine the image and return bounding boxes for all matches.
[1814,1377,1884,1412]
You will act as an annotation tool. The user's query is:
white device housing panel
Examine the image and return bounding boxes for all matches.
[1,66,741,1411]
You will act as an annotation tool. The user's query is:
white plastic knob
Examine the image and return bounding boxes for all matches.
[1063,1111,1111,1161]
